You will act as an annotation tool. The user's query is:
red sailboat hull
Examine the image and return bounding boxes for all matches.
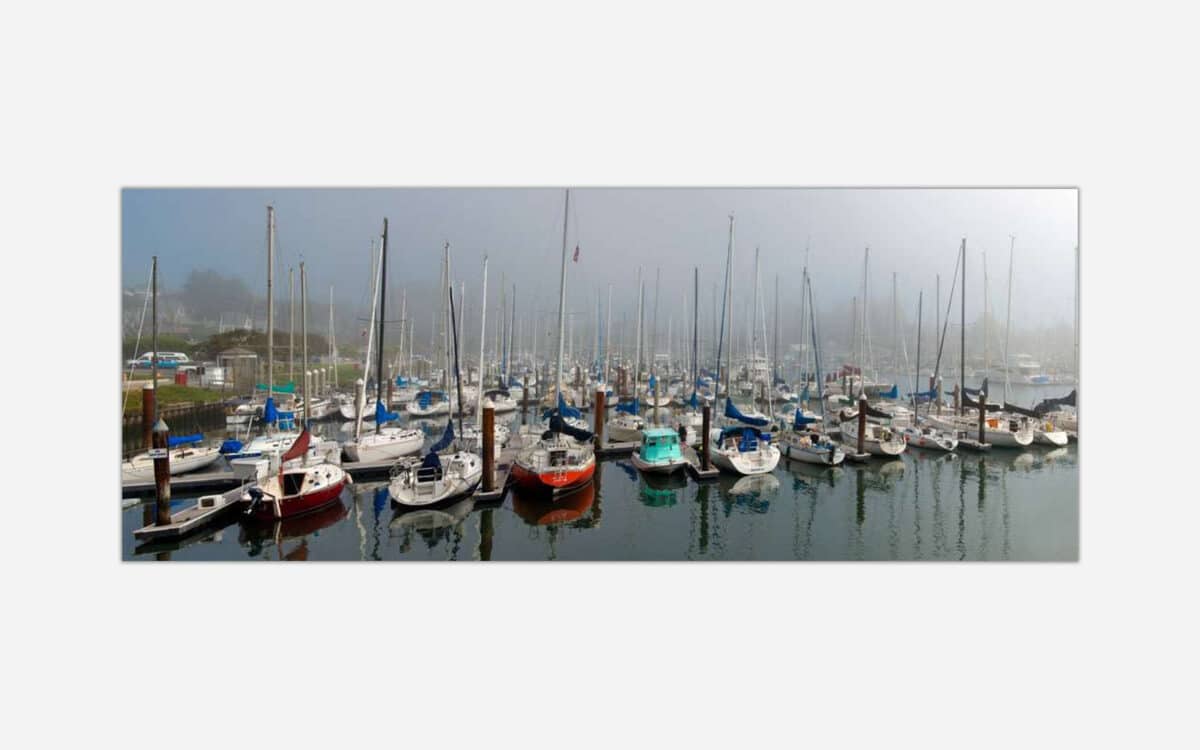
[510,461,595,494]
[245,476,348,521]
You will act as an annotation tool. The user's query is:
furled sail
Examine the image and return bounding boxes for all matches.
[375,399,400,424]
[724,397,769,427]
[616,396,640,416]
[167,433,203,447]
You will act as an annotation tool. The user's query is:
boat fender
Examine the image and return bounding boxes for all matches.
[345,474,354,485]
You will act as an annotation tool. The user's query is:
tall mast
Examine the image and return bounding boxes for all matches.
[807,275,824,418]
[443,242,452,402]
[509,283,516,386]
[634,266,644,390]
[983,252,989,379]
[892,271,898,384]
[266,205,274,404]
[751,247,760,369]
[692,267,699,399]
[724,215,735,398]
[1004,236,1015,403]
[914,291,923,414]
[604,283,613,386]
[151,256,159,422]
[301,261,309,427]
[329,285,336,391]
[355,239,381,441]
[959,237,966,415]
[376,219,389,435]
[476,256,488,426]
[289,267,295,385]
[1074,243,1079,384]
[397,289,407,377]
[652,267,661,378]
[553,189,571,410]
[773,273,780,383]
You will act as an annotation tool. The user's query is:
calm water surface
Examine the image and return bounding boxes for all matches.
[122,400,1077,561]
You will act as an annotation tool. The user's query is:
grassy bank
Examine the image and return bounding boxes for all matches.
[123,384,226,415]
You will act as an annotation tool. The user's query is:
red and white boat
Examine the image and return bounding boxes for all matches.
[510,188,596,496]
[242,429,349,521]
[511,430,596,493]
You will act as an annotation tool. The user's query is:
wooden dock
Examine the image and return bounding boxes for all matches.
[681,444,719,481]
[132,485,248,541]
[596,440,637,458]
[474,445,516,503]
[122,458,401,497]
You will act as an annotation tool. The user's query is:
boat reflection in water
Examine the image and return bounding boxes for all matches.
[721,473,780,514]
[387,498,475,556]
[639,471,688,508]
[784,458,844,486]
[511,480,595,526]
[238,498,349,560]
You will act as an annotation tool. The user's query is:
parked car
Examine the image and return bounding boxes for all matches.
[126,351,191,369]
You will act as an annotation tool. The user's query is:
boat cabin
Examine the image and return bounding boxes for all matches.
[641,427,683,463]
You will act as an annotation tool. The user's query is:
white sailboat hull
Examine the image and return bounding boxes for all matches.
[343,428,425,463]
[708,444,781,476]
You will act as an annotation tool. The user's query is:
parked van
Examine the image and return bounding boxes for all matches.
[127,352,191,369]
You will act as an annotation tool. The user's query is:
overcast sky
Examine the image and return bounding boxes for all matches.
[122,187,1078,342]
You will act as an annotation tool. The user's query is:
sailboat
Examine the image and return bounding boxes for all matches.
[341,219,425,463]
[242,428,349,521]
[390,255,484,507]
[121,257,223,481]
[777,271,845,466]
[458,256,513,457]
[607,269,647,442]
[708,214,781,476]
[673,267,705,447]
[511,189,597,494]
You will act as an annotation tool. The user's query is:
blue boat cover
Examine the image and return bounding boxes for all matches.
[648,374,657,391]
[263,396,278,425]
[429,420,455,454]
[617,396,640,416]
[219,439,244,454]
[546,413,594,442]
[800,384,810,402]
[794,410,818,429]
[167,433,203,447]
[375,399,400,424]
[395,376,410,386]
[880,384,899,399]
[688,391,699,409]
[417,391,432,409]
[724,398,769,427]
[717,425,770,452]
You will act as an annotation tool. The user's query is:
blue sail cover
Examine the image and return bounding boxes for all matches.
[907,389,937,402]
[395,376,410,387]
[724,398,769,427]
[800,384,810,402]
[717,425,770,452]
[417,390,432,409]
[688,391,699,409]
[881,384,899,399]
[558,392,581,419]
[648,373,657,391]
[616,396,640,416]
[429,420,455,453]
[263,396,278,425]
[167,433,203,447]
[794,410,817,429]
[375,399,400,424]
[546,413,594,442]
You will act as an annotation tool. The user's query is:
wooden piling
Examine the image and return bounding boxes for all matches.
[978,380,987,445]
[152,418,171,526]
[857,396,867,456]
[593,386,605,451]
[701,402,711,470]
[482,399,495,493]
[141,382,155,449]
